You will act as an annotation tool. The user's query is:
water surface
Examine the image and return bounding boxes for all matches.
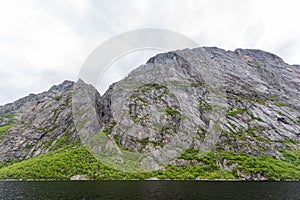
[0,180,299,200]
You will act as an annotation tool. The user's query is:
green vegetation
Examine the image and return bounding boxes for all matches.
[161,126,171,132]
[1,114,17,118]
[277,102,289,107]
[0,147,299,180]
[229,93,269,105]
[102,121,117,136]
[139,138,149,147]
[53,136,70,148]
[52,108,60,123]
[43,126,79,151]
[248,112,264,122]
[0,113,18,125]
[54,96,61,101]
[0,148,120,180]
[143,83,164,90]
[226,108,247,116]
[190,82,204,87]
[244,127,270,144]
[64,95,72,105]
[25,144,34,150]
[278,138,299,145]
[0,160,18,169]
[213,123,222,132]
[178,148,300,180]
[139,83,166,95]
[198,101,213,111]
[165,108,181,116]
[0,124,15,140]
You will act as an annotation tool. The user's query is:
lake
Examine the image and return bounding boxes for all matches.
[0,180,299,199]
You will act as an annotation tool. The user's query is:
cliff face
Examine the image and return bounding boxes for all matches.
[0,47,299,178]
[0,81,78,162]
[72,47,299,171]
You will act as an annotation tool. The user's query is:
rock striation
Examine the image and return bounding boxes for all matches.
[81,47,299,170]
[0,81,78,162]
[0,47,299,174]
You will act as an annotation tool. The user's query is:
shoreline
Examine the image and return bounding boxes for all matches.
[0,178,299,182]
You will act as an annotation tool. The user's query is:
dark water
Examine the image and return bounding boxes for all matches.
[0,180,299,200]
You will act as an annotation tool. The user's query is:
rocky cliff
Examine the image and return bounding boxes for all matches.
[0,47,299,180]
[0,80,78,162]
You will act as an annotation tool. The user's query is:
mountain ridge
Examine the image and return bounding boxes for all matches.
[0,47,299,180]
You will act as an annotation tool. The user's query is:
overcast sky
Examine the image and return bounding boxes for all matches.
[1,0,300,105]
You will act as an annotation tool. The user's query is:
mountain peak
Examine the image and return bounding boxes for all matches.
[49,80,74,94]
[234,48,285,65]
[0,47,300,180]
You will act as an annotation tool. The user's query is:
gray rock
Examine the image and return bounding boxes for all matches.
[0,47,299,174]
[70,175,89,180]
[0,81,78,162]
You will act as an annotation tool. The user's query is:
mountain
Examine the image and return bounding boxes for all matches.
[0,47,299,180]
[0,80,78,162]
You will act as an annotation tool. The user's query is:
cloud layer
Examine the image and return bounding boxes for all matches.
[1,0,300,105]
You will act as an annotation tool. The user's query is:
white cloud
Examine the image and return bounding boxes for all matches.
[0,0,96,104]
[97,49,163,94]
[0,0,300,105]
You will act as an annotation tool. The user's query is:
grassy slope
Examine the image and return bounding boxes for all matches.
[0,124,14,140]
[0,146,299,180]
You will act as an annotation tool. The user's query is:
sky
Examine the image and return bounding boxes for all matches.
[0,0,300,105]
